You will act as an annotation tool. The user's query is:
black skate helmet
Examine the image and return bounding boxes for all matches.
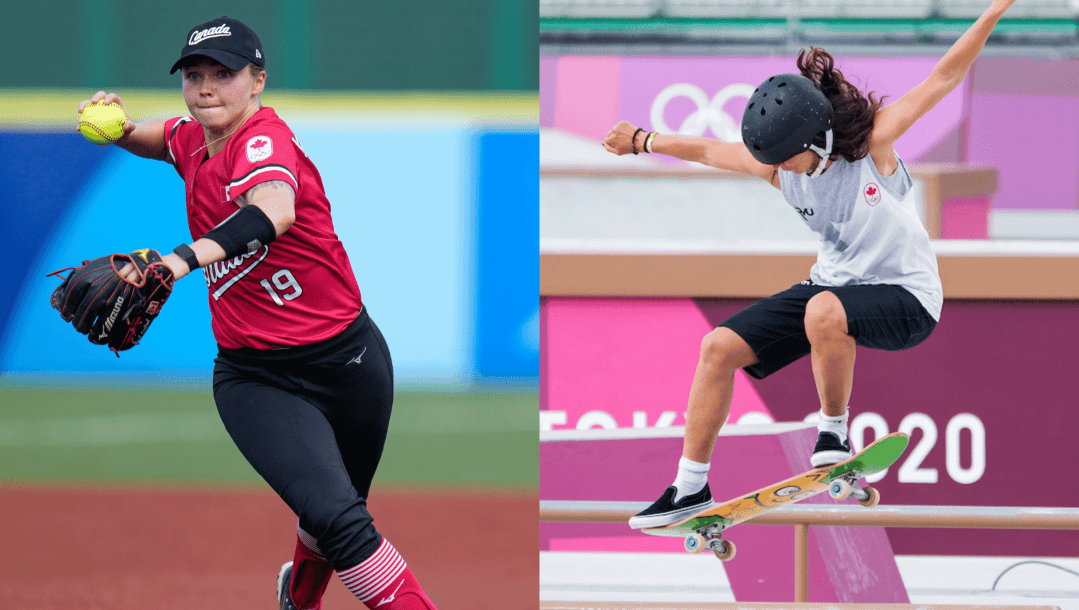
[741,74,834,172]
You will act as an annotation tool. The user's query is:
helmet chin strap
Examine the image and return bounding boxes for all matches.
[807,129,833,178]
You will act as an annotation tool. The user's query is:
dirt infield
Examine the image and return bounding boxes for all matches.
[0,484,537,609]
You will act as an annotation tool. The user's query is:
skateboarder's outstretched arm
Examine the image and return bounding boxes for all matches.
[869,0,1016,173]
[602,121,780,186]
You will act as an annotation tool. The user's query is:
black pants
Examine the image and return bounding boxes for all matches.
[212,308,393,570]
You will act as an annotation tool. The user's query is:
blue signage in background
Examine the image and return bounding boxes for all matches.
[473,131,540,384]
[300,126,475,385]
[0,133,112,341]
[0,147,211,377]
[0,126,539,388]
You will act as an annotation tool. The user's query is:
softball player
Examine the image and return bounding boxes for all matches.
[78,16,437,609]
[603,0,1016,529]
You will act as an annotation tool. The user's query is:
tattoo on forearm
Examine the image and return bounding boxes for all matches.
[234,180,294,207]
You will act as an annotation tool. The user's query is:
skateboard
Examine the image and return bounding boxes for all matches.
[641,431,910,561]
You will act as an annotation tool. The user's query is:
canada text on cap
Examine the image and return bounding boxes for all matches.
[170,16,264,74]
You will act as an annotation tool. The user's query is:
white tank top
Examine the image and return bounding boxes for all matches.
[778,153,943,321]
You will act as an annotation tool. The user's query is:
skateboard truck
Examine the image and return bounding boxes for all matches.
[684,522,737,561]
[827,472,881,507]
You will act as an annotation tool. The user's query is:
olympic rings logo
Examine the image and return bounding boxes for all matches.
[649,82,757,142]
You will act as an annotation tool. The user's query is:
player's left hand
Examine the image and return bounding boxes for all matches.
[119,252,191,281]
[603,120,643,156]
[48,249,175,355]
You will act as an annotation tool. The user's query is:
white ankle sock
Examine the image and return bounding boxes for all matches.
[672,456,710,502]
[817,408,849,443]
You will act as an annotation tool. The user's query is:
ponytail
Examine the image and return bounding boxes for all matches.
[797,47,884,162]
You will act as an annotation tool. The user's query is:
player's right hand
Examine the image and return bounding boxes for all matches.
[76,91,137,139]
[603,120,642,156]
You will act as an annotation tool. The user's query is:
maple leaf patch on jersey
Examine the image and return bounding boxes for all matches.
[246,135,273,163]
[863,182,881,206]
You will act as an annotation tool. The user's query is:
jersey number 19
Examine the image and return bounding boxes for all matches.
[260,269,303,306]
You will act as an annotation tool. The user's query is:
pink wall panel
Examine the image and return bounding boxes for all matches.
[543,298,774,431]
[553,56,622,142]
[966,94,1079,210]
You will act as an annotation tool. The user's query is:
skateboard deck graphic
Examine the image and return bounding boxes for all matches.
[641,431,909,559]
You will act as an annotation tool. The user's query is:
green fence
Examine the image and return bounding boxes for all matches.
[3,0,538,91]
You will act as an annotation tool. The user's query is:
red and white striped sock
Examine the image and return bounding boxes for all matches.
[289,525,334,610]
[337,538,437,609]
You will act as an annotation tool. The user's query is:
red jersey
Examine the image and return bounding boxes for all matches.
[164,107,363,349]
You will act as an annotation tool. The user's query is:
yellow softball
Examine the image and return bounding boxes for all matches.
[78,101,128,145]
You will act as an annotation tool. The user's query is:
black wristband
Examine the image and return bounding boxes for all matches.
[631,127,644,155]
[202,205,278,259]
[173,243,200,271]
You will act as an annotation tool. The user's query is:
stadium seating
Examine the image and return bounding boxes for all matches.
[661,0,933,19]
[541,0,664,18]
[541,0,1078,19]
[937,0,1076,18]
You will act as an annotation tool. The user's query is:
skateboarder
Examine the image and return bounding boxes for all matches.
[602,0,1017,529]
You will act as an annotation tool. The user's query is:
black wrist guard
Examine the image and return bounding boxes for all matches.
[202,205,277,259]
[173,243,200,271]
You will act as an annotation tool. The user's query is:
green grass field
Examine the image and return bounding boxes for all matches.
[0,384,537,489]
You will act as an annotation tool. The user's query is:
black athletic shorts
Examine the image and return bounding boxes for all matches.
[719,281,937,380]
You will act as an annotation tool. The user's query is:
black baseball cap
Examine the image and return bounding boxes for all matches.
[170,16,265,74]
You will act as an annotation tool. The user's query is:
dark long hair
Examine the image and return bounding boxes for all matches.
[797,47,884,162]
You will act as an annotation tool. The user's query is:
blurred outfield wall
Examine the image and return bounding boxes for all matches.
[1,0,537,91]
[0,92,538,386]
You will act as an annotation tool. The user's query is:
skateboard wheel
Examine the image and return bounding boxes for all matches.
[714,539,736,561]
[684,534,706,553]
[859,486,880,508]
[829,479,852,500]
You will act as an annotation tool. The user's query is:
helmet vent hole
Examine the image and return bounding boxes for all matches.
[768,77,774,82]
[753,144,761,150]
[760,108,766,116]
[775,99,783,105]
[778,82,787,87]
[762,92,767,97]
[747,103,754,110]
